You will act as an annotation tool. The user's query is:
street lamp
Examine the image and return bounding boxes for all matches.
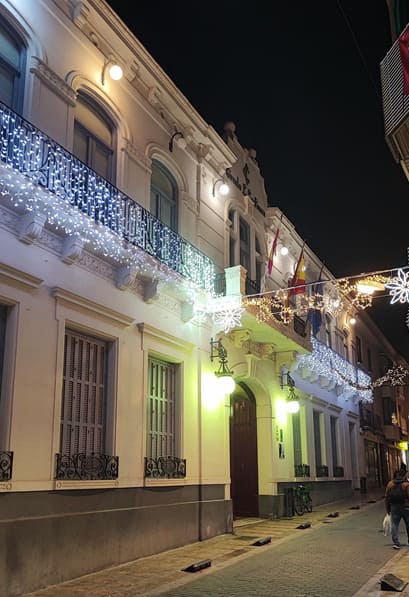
[210,337,235,393]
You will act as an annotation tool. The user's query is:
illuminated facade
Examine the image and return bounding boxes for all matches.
[0,1,408,594]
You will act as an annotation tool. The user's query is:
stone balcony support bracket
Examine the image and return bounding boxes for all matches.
[18,212,47,244]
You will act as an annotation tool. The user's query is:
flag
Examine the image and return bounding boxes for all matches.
[399,28,409,95]
[308,278,323,336]
[267,223,280,275]
[288,248,306,296]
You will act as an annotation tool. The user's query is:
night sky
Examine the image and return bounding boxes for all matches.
[106,0,409,360]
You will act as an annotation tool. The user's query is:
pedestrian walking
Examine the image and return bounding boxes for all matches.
[385,468,409,549]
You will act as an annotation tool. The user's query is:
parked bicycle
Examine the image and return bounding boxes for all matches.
[294,484,312,515]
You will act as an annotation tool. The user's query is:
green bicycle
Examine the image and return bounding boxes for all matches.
[294,484,312,515]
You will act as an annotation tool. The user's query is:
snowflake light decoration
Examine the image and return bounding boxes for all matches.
[385,269,409,304]
[213,301,245,333]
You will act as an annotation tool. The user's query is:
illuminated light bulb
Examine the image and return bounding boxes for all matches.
[109,64,123,81]
[217,375,235,394]
[219,183,229,196]
[280,246,289,256]
[286,399,300,414]
[349,316,357,326]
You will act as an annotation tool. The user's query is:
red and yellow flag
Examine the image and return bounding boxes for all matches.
[289,249,306,296]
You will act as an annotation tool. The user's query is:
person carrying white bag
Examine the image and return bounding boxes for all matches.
[385,465,409,549]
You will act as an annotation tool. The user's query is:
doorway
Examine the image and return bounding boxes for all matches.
[229,382,259,518]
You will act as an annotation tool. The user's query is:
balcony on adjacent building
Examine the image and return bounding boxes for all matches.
[0,102,215,296]
[359,405,383,433]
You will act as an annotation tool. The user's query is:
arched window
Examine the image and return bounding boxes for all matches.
[0,16,26,111]
[150,160,178,231]
[73,92,114,183]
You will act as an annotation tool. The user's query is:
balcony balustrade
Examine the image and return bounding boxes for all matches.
[316,465,329,478]
[144,456,186,479]
[0,451,13,481]
[294,463,310,477]
[0,102,214,293]
[55,453,119,480]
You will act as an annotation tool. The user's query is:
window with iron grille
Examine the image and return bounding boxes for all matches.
[60,330,107,456]
[147,357,179,458]
[0,16,26,112]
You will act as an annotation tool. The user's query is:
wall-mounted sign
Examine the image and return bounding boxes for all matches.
[397,441,408,450]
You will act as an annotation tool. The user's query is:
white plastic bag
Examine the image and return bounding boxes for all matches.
[383,512,391,536]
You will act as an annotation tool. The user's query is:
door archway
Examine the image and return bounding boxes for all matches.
[230,382,259,518]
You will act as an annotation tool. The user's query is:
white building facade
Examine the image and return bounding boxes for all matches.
[0,1,407,595]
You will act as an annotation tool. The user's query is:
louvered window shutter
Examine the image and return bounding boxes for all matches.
[61,331,106,456]
[147,357,177,458]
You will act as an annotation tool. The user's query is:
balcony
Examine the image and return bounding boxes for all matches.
[0,451,13,481]
[296,337,373,403]
[294,464,310,478]
[214,266,311,353]
[55,453,119,480]
[144,456,186,479]
[316,465,329,478]
[0,102,215,294]
[359,406,383,433]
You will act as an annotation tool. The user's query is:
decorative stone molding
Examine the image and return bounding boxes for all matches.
[230,329,251,348]
[180,191,199,215]
[69,0,90,28]
[124,61,139,83]
[122,138,151,171]
[52,287,135,327]
[18,212,47,244]
[61,234,84,264]
[198,144,214,160]
[115,265,137,290]
[30,57,77,106]
[148,87,162,107]
[0,262,43,291]
[181,301,194,322]
[143,279,160,303]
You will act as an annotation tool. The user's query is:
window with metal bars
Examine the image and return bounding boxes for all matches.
[147,357,179,458]
[330,416,338,469]
[60,330,107,456]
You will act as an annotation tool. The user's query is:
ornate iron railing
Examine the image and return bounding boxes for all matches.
[245,275,260,295]
[293,315,307,338]
[294,463,310,477]
[359,405,383,432]
[55,453,119,480]
[333,466,344,478]
[0,451,13,481]
[316,464,329,478]
[0,102,215,292]
[144,456,186,479]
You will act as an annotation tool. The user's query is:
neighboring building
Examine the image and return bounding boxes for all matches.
[0,1,408,595]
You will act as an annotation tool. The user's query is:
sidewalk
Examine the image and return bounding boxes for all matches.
[25,490,391,597]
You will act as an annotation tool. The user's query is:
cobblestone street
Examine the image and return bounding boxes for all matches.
[24,492,409,597]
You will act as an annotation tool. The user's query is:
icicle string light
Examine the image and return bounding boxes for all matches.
[297,337,373,403]
[0,102,215,293]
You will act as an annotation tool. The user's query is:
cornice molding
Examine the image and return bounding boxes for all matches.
[0,262,43,290]
[30,57,77,106]
[52,287,135,327]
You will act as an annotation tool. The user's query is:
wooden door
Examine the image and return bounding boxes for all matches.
[230,384,259,517]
